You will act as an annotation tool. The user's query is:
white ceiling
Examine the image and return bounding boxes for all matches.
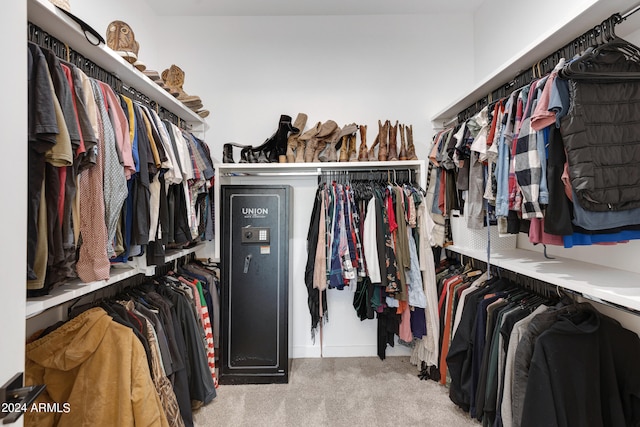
[144,0,486,16]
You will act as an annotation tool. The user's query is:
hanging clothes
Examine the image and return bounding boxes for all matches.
[304,175,440,361]
[25,42,215,296]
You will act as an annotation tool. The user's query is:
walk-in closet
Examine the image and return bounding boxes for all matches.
[4,0,640,426]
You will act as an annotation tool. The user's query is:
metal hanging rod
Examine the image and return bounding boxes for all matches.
[445,249,640,317]
[621,3,640,21]
[27,21,187,128]
[222,171,320,177]
[454,9,639,123]
[221,166,421,179]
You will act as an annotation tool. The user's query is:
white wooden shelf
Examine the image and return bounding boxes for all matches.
[216,159,426,174]
[26,265,137,319]
[430,0,638,125]
[446,245,640,313]
[25,243,205,319]
[213,160,427,261]
[27,0,208,131]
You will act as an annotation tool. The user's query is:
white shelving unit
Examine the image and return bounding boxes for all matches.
[430,0,640,318]
[446,245,640,313]
[28,0,208,133]
[430,0,638,126]
[213,160,427,261]
[26,243,204,319]
[25,0,211,321]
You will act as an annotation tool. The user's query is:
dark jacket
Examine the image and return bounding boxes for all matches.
[560,49,640,212]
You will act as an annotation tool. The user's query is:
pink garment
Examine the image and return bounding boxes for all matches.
[76,98,110,283]
[398,304,413,343]
[530,72,558,131]
[99,82,135,179]
[529,218,564,245]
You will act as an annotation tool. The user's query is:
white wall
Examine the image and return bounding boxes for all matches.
[3,1,26,423]
[472,0,637,84]
[153,13,475,162]
[72,0,163,72]
[193,13,474,357]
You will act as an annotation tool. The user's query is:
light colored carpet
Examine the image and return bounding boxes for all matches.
[193,356,479,427]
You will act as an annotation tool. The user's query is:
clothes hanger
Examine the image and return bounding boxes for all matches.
[561,14,640,80]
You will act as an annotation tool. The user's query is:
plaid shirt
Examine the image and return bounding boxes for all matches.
[514,79,544,219]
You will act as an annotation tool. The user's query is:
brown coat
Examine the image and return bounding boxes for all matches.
[25,307,169,427]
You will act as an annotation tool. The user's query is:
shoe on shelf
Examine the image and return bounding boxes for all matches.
[286,113,308,163]
[358,124,369,161]
[106,21,140,64]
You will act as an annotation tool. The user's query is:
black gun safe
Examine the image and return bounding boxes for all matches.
[220,185,292,384]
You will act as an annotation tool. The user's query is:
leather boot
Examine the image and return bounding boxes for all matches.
[358,125,369,161]
[368,134,379,161]
[223,142,249,163]
[339,135,349,162]
[406,124,418,160]
[286,113,307,163]
[253,114,298,163]
[377,120,389,162]
[388,120,399,161]
[240,146,257,163]
[223,144,234,163]
[398,124,408,160]
[275,114,299,163]
[406,124,417,160]
[299,122,322,163]
[311,121,339,163]
[348,133,358,162]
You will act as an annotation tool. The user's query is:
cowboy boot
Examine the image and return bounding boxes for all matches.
[318,125,342,162]
[377,120,389,162]
[348,133,358,162]
[332,123,357,162]
[406,124,418,160]
[339,135,349,162]
[162,65,200,103]
[358,125,368,161]
[368,134,379,161]
[398,124,408,160]
[312,121,339,163]
[286,113,307,163]
[106,21,139,65]
[300,122,322,163]
[388,120,399,161]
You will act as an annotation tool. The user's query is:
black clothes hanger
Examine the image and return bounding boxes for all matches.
[560,14,640,80]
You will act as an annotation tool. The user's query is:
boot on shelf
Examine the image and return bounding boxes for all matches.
[286,113,308,163]
[377,120,389,162]
[348,133,358,162]
[368,134,379,161]
[335,123,358,163]
[405,124,418,160]
[398,124,408,160]
[223,142,249,163]
[162,65,203,110]
[338,135,349,162]
[388,120,399,161]
[300,122,322,163]
[311,120,340,163]
[257,114,299,163]
[358,125,369,161]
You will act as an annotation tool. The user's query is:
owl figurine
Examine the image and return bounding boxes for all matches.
[106,21,145,70]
